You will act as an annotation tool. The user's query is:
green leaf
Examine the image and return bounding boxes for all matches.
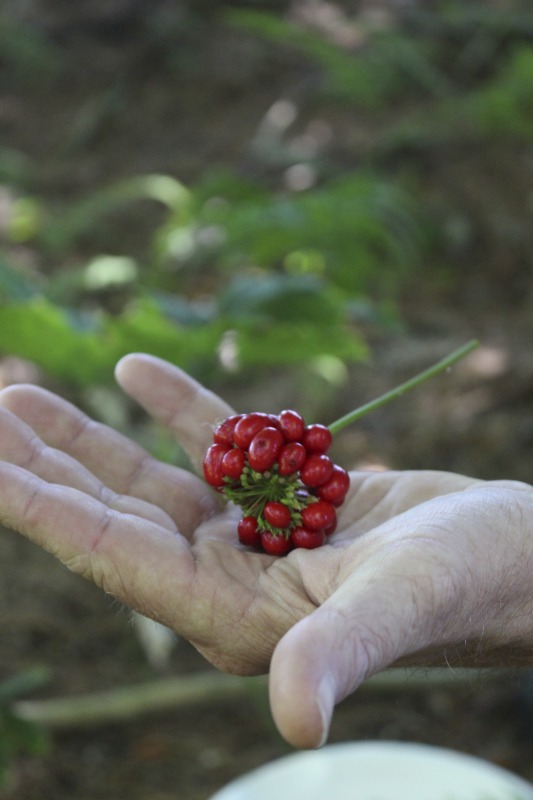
[0,669,51,788]
[0,294,367,385]
[226,10,447,107]
[0,711,49,758]
[0,300,106,383]
[103,301,223,368]
[0,16,57,81]
[0,258,40,301]
[218,273,345,325]
[235,322,368,366]
[41,174,190,253]
[208,174,420,295]
[471,46,533,141]
[0,299,224,385]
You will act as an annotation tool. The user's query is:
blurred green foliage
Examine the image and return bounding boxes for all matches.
[0,669,50,789]
[0,15,57,83]
[1,0,532,390]
[1,167,416,385]
[472,46,533,141]
[227,8,450,104]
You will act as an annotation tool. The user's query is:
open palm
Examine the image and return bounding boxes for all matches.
[1,354,532,747]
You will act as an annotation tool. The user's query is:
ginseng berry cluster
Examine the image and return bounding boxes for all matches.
[202,410,350,555]
[201,341,479,556]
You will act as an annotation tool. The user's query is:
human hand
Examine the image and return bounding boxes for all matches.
[1,354,533,748]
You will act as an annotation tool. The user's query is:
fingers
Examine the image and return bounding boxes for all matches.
[0,384,217,537]
[115,353,234,473]
[0,461,194,625]
[0,460,276,662]
[0,407,177,532]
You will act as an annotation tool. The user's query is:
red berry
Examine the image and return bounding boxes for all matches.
[221,447,246,479]
[302,424,332,454]
[247,427,284,472]
[317,465,350,505]
[302,500,336,531]
[203,443,231,487]
[300,453,334,487]
[263,501,291,529]
[213,414,244,446]
[260,531,292,555]
[290,527,325,549]
[233,413,272,449]
[238,516,260,547]
[278,409,305,442]
[324,517,337,536]
[278,441,307,476]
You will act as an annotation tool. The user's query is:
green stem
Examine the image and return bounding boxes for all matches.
[329,339,479,436]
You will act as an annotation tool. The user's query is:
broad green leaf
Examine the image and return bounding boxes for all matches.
[235,322,368,366]
[218,273,345,325]
[102,301,223,368]
[0,301,105,383]
[0,300,221,385]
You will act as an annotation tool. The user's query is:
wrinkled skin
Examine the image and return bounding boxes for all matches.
[1,354,533,748]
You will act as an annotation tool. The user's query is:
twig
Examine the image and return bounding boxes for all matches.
[14,672,267,730]
[12,667,509,730]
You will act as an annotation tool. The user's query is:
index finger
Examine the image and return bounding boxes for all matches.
[115,354,234,472]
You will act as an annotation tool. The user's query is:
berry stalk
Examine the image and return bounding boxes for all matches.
[328,339,479,436]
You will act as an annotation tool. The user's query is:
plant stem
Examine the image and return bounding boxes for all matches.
[13,673,266,730]
[329,339,479,436]
[12,667,506,730]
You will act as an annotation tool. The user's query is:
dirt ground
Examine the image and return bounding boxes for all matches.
[2,4,533,798]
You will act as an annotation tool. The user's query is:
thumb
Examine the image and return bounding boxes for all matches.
[268,539,460,749]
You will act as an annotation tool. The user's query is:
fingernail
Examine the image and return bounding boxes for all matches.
[316,672,337,748]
